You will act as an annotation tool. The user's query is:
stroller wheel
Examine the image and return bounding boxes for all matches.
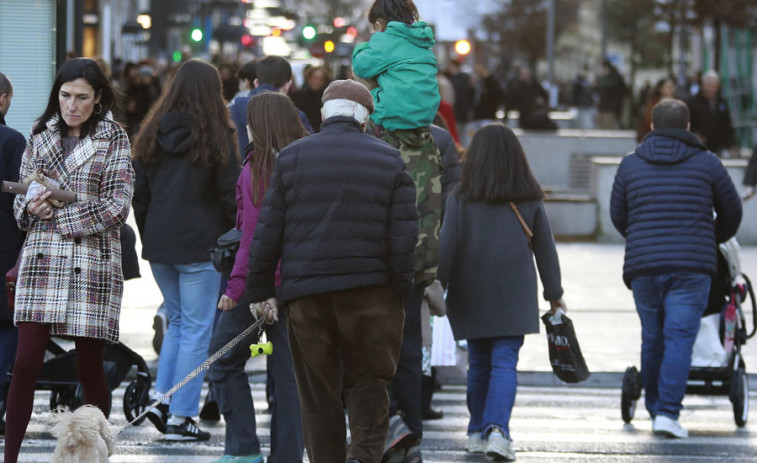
[123,379,149,425]
[730,366,749,427]
[621,366,641,423]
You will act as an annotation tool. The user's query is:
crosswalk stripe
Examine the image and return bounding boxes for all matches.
[5,382,756,462]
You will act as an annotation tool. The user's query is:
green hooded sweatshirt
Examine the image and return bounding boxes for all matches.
[352,21,440,131]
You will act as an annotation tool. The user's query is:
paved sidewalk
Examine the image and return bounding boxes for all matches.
[118,231,757,387]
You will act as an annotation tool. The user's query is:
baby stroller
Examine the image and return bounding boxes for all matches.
[621,238,757,427]
[2,339,153,425]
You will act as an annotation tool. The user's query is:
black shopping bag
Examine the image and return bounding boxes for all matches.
[541,311,591,383]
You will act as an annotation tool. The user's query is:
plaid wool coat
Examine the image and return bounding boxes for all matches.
[13,115,134,342]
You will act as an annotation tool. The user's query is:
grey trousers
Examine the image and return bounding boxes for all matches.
[208,304,304,461]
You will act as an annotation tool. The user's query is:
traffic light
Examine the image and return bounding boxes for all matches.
[324,40,335,53]
[455,39,471,56]
[191,28,203,43]
[302,25,317,41]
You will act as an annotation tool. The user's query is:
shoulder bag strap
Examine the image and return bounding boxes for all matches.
[509,201,533,250]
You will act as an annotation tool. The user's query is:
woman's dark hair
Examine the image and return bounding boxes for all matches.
[34,58,116,137]
[368,0,419,25]
[133,59,239,167]
[651,76,676,100]
[247,93,306,205]
[459,123,544,203]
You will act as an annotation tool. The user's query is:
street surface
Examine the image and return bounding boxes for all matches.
[6,382,757,461]
[3,230,757,461]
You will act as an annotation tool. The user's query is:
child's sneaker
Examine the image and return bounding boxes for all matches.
[466,432,486,453]
[485,429,515,461]
[165,417,210,441]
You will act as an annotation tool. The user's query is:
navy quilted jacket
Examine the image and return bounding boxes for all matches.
[610,128,742,287]
[243,117,418,303]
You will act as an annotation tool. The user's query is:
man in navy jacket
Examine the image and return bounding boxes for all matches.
[611,99,742,438]
[0,72,26,435]
[228,56,312,159]
[244,80,418,463]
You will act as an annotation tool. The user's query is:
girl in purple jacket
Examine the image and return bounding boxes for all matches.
[209,92,307,463]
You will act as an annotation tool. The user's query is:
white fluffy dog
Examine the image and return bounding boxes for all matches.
[50,405,115,463]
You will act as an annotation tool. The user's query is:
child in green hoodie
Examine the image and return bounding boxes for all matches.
[353,2,443,462]
[352,0,440,131]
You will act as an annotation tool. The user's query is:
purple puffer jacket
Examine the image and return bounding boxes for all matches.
[224,153,281,302]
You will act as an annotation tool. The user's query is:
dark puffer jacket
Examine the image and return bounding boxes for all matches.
[132,111,239,263]
[610,128,742,287]
[244,116,418,303]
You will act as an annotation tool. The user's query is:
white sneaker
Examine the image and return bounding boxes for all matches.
[485,429,516,461]
[652,415,688,438]
[466,433,486,453]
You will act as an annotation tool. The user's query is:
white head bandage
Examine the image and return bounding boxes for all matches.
[321,98,370,125]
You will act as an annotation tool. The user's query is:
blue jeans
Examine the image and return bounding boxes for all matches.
[631,272,711,420]
[151,261,221,417]
[467,336,524,440]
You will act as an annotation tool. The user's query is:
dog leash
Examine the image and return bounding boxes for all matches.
[112,310,267,439]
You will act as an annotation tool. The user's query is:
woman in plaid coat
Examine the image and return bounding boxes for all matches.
[4,58,134,463]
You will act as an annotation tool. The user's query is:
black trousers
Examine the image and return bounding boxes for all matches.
[389,285,425,440]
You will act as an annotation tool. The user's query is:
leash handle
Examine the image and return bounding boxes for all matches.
[112,311,266,439]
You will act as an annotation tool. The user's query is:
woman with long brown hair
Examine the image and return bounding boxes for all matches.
[210,92,306,463]
[132,59,240,441]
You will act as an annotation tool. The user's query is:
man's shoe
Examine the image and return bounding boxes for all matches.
[165,417,210,441]
[485,429,516,461]
[421,407,443,420]
[211,454,263,463]
[383,414,412,453]
[466,433,486,453]
[653,415,688,438]
[152,308,167,355]
[146,402,169,434]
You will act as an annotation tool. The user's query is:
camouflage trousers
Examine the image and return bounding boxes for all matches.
[368,121,442,287]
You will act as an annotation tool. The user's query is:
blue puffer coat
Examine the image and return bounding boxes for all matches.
[610,128,742,287]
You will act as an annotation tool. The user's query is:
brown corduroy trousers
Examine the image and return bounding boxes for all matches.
[287,285,405,463]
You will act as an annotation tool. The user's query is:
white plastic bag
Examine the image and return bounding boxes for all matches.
[430,316,457,367]
[691,313,728,368]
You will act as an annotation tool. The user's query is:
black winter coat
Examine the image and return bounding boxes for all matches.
[132,111,239,263]
[0,116,26,318]
[610,128,742,287]
[244,117,418,303]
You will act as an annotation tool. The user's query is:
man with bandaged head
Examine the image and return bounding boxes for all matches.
[244,79,418,463]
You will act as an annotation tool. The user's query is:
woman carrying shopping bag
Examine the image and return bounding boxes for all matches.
[438,123,566,461]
